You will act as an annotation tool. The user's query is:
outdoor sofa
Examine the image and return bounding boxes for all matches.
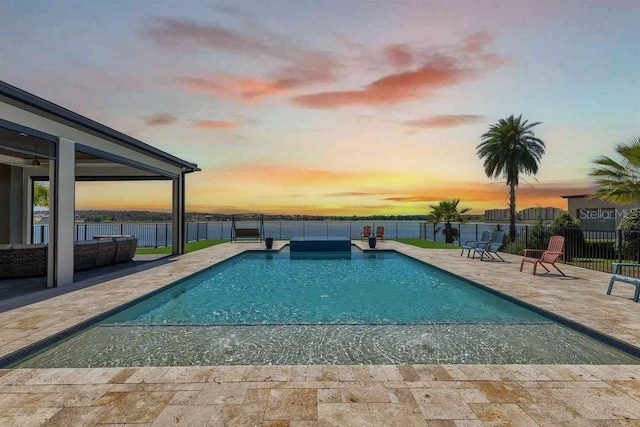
[0,235,137,278]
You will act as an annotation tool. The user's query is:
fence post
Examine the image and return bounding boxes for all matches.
[155,223,158,248]
[618,229,623,263]
[525,225,529,249]
[165,223,169,247]
[40,225,44,244]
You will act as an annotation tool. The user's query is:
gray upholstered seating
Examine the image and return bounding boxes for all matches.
[113,236,137,264]
[94,239,118,267]
[0,236,138,278]
[0,243,47,278]
[74,239,99,271]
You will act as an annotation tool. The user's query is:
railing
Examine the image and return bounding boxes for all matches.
[32,220,427,247]
[432,223,640,276]
[31,221,640,276]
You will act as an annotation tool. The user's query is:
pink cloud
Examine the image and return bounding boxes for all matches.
[460,32,494,54]
[150,18,341,99]
[177,57,340,100]
[403,115,484,129]
[144,114,177,126]
[146,18,273,56]
[384,44,414,67]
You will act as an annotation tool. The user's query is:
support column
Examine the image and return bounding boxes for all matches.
[172,173,185,255]
[48,137,75,287]
[0,165,25,244]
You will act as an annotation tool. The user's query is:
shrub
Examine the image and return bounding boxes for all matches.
[529,216,552,250]
[549,212,583,261]
[550,212,580,235]
[503,240,525,255]
[618,208,640,262]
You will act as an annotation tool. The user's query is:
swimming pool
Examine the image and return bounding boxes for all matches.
[13,249,640,366]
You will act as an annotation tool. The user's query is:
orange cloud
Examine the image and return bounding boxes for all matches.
[177,74,311,100]
[403,114,484,129]
[191,120,237,129]
[291,32,507,109]
[144,113,177,126]
[292,59,475,108]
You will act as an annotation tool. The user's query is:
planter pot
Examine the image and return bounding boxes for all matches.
[265,237,274,250]
[368,236,377,249]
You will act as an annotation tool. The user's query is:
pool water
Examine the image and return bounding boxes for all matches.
[14,249,640,367]
[108,250,543,325]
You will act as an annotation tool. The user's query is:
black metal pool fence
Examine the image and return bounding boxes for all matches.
[31,221,639,275]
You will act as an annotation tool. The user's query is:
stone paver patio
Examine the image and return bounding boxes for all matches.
[1,240,640,425]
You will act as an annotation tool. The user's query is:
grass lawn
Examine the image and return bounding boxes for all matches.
[138,238,460,254]
[394,239,460,249]
[136,239,229,255]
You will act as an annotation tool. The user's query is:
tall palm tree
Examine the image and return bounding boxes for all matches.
[428,199,471,243]
[477,114,546,241]
[589,137,640,204]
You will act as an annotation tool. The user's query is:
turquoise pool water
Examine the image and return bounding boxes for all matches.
[108,251,543,325]
[14,249,640,366]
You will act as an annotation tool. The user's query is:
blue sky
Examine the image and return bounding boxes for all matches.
[1,0,639,214]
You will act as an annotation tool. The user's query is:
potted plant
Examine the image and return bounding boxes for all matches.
[368,234,376,249]
[265,232,274,250]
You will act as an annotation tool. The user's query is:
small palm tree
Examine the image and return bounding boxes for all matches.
[428,199,471,243]
[477,114,546,241]
[589,137,640,204]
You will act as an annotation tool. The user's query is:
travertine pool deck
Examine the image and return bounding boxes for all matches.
[1,240,640,425]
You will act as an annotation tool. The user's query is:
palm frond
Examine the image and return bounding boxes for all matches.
[589,137,640,204]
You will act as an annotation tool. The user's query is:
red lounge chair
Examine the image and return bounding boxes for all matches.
[520,235,566,276]
[375,226,385,241]
[360,226,371,240]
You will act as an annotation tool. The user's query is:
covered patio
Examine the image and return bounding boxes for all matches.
[0,80,199,288]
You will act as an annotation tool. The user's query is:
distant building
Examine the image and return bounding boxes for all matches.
[484,209,509,221]
[562,194,640,230]
[520,207,562,221]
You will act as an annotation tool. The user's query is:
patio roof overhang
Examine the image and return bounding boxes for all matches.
[0,80,199,287]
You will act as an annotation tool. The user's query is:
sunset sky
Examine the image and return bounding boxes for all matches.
[1,0,639,215]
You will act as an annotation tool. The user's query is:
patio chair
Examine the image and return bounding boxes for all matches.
[607,263,640,302]
[360,226,372,240]
[520,235,565,276]
[375,226,385,241]
[472,231,505,261]
[460,230,490,257]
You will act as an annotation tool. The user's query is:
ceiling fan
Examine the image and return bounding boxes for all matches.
[0,153,48,167]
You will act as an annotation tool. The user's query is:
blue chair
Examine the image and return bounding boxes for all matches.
[473,231,505,261]
[460,231,491,257]
[607,263,640,302]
